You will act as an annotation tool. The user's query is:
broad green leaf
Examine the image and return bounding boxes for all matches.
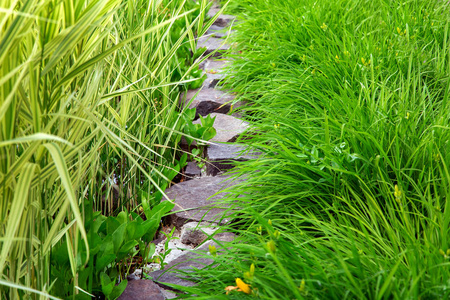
[109,279,128,300]
[100,272,114,296]
[112,223,127,253]
[96,254,116,274]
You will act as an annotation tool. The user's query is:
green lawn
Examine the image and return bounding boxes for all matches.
[181,0,450,299]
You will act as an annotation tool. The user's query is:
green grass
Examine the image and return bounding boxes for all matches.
[177,0,450,299]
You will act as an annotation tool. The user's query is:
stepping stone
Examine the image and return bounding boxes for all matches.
[164,176,238,228]
[207,3,236,27]
[197,36,230,57]
[117,280,165,300]
[200,58,229,71]
[148,232,235,290]
[180,88,237,117]
[204,59,228,71]
[180,222,218,246]
[203,60,228,88]
[203,71,223,88]
[206,144,261,176]
[206,25,233,38]
[193,113,248,143]
[184,161,202,179]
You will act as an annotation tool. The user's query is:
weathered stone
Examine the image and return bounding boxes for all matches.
[180,88,236,117]
[206,25,233,38]
[180,222,218,246]
[206,144,261,176]
[160,288,178,299]
[194,113,248,143]
[207,3,236,28]
[184,161,202,179]
[117,280,165,300]
[197,36,230,57]
[164,176,236,227]
[148,233,235,290]
[204,59,228,71]
[204,70,224,88]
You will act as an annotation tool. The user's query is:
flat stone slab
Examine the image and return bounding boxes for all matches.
[117,280,165,300]
[197,36,230,57]
[207,3,236,27]
[204,71,223,88]
[180,222,218,246]
[206,24,233,38]
[184,161,202,179]
[206,144,261,176]
[194,113,248,143]
[164,176,237,227]
[149,232,235,290]
[203,60,228,88]
[180,88,237,117]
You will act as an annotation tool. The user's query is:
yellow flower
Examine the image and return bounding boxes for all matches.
[320,23,328,31]
[434,153,440,162]
[397,27,401,34]
[273,230,280,239]
[209,245,217,257]
[394,184,402,203]
[299,279,306,292]
[267,240,276,253]
[257,225,262,235]
[236,278,252,294]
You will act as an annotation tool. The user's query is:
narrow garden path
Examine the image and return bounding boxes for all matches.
[118,2,250,299]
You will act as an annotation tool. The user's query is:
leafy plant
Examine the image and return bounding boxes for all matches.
[51,200,174,299]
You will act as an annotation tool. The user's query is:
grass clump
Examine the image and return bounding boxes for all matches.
[181,0,450,299]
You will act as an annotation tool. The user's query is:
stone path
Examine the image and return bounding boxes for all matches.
[118,2,254,299]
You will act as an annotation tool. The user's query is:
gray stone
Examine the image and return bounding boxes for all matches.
[185,161,202,179]
[203,59,230,88]
[180,88,237,117]
[204,59,228,71]
[206,144,261,176]
[117,280,165,300]
[180,222,218,246]
[148,232,235,290]
[206,25,234,38]
[212,14,236,28]
[207,3,236,27]
[194,113,248,143]
[197,36,230,57]
[204,70,224,88]
[164,176,237,227]
[160,288,178,299]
